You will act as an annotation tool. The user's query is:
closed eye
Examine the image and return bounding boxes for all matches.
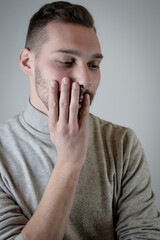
[88,63,100,70]
[58,60,75,68]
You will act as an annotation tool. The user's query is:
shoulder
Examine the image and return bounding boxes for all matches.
[88,113,142,152]
[0,113,23,143]
[89,113,134,139]
[0,113,21,130]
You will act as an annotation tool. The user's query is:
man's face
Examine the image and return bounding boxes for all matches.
[33,22,103,111]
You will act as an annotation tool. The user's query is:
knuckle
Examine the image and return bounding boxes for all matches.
[71,127,78,135]
[70,127,78,135]
[80,110,87,117]
[51,101,56,109]
[60,101,68,109]
[80,109,89,119]
[60,125,68,136]
[70,105,78,113]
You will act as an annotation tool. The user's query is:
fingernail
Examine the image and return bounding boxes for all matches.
[51,81,56,87]
[73,82,78,89]
[85,94,90,99]
[63,77,69,85]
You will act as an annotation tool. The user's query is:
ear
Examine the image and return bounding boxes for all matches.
[19,48,34,76]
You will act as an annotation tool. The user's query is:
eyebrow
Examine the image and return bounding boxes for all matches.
[53,49,103,59]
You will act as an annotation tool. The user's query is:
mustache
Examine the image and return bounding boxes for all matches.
[79,85,94,104]
[79,86,90,98]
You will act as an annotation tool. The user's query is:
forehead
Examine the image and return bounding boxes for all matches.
[43,22,101,55]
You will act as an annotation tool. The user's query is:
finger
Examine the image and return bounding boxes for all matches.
[69,82,80,125]
[59,77,70,123]
[49,80,59,129]
[79,94,90,129]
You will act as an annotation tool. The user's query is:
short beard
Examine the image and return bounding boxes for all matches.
[35,67,49,110]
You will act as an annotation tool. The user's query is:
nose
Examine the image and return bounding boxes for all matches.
[71,62,91,86]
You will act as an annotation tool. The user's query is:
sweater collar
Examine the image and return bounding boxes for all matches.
[23,101,50,135]
[22,101,93,138]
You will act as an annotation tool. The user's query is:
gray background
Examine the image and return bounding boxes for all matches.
[0,0,160,210]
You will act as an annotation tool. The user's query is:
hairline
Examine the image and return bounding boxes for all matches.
[28,21,96,56]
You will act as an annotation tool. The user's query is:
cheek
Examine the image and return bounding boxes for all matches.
[42,64,68,87]
[96,74,101,87]
[91,72,101,90]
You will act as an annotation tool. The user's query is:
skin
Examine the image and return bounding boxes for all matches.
[19,22,103,240]
[30,22,102,114]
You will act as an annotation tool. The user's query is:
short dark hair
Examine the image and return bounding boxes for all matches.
[25,1,96,52]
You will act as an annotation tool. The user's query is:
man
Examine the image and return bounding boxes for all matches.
[0,1,159,239]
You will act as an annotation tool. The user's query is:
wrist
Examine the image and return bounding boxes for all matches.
[55,159,83,177]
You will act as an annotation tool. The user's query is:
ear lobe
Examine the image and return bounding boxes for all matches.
[19,48,33,76]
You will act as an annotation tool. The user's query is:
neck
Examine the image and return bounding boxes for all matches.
[29,96,48,116]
